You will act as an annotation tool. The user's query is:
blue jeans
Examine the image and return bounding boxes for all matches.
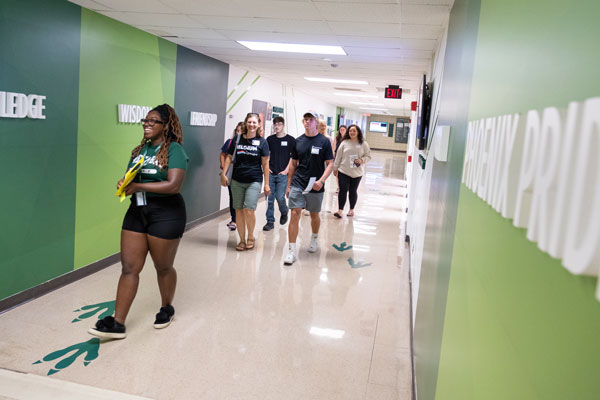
[266,173,289,223]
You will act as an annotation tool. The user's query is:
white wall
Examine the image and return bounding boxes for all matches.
[406,24,449,324]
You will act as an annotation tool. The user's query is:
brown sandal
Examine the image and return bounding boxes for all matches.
[236,241,246,251]
[245,238,255,250]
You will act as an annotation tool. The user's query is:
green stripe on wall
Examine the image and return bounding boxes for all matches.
[74,9,177,269]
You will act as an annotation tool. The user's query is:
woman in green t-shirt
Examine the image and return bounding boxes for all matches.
[89,104,189,339]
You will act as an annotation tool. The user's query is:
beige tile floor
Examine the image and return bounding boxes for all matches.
[0,150,411,400]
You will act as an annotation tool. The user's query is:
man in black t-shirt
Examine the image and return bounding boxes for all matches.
[263,116,296,231]
[284,111,334,265]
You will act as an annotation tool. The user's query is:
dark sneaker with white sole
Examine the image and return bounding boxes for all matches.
[154,304,175,329]
[88,316,126,339]
[263,222,274,231]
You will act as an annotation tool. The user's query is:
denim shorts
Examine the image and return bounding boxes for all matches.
[288,186,324,213]
[230,179,262,210]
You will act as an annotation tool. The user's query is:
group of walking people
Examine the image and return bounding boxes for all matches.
[88,105,370,340]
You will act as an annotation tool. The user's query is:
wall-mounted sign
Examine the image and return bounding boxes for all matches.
[190,112,217,127]
[118,104,152,123]
[272,106,284,113]
[462,96,600,300]
[384,85,402,99]
[0,91,46,119]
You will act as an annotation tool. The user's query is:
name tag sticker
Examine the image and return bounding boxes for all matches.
[141,169,157,174]
[311,146,320,155]
[252,140,260,146]
[281,141,287,146]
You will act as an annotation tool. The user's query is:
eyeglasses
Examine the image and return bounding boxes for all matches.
[141,118,165,126]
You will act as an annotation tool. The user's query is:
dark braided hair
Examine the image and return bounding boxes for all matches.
[131,104,183,170]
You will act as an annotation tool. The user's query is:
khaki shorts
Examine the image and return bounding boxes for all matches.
[230,179,262,210]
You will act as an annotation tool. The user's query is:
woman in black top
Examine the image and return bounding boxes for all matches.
[220,113,270,251]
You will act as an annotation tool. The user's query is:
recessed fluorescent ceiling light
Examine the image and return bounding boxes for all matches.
[334,93,378,98]
[351,102,385,106]
[237,41,346,55]
[305,77,368,85]
[309,327,345,339]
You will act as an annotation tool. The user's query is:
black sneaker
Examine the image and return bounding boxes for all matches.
[88,316,126,339]
[154,304,175,329]
[279,213,288,225]
[263,222,274,231]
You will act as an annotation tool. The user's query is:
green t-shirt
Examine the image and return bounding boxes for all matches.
[127,142,189,197]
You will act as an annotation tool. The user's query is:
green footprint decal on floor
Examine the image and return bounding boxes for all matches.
[332,242,353,252]
[72,300,115,323]
[347,257,372,269]
[33,338,100,375]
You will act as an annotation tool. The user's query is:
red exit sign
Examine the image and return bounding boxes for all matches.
[384,86,402,99]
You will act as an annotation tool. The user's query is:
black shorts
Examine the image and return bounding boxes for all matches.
[122,194,186,239]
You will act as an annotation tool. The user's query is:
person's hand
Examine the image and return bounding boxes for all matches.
[116,178,125,189]
[312,180,324,191]
[264,184,271,198]
[124,182,138,196]
[354,158,362,166]
[280,169,288,175]
[333,170,338,177]
[220,174,229,187]
[286,186,290,198]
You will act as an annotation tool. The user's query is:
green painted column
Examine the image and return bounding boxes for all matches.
[74,9,176,269]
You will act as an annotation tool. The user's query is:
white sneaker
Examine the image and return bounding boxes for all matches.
[284,247,297,265]
[308,237,319,253]
[302,209,310,216]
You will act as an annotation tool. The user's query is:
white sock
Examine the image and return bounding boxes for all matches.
[289,243,297,252]
[311,233,318,240]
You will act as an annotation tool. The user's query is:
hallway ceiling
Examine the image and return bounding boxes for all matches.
[68,0,454,117]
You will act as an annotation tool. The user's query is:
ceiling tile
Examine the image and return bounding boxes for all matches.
[67,0,112,11]
[164,0,320,19]
[93,0,177,13]
[328,21,402,37]
[193,16,333,35]
[98,11,202,27]
[313,3,401,23]
[400,4,450,25]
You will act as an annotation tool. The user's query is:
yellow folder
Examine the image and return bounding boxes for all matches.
[115,156,144,202]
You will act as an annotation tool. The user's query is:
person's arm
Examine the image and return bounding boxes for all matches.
[124,168,186,195]
[355,143,372,166]
[219,152,227,170]
[312,159,333,191]
[262,155,271,197]
[333,142,344,170]
[220,155,233,186]
[286,159,298,198]
[280,158,291,175]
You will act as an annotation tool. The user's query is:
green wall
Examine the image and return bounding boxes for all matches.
[0,0,81,298]
[416,0,600,399]
[74,9,177,269]
[1,0,228,301]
